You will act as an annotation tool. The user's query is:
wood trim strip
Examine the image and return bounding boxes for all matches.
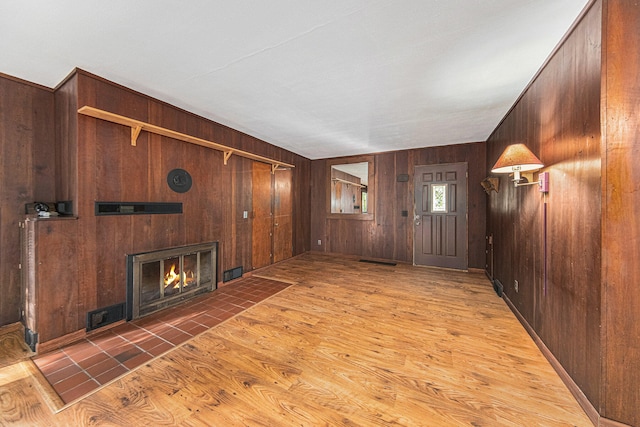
[0,71,54,91]
[599,418,635,427]
[35,328,86,354]
[77,105,295,170]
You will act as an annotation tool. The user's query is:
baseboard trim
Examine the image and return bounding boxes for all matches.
[599,418,634,427]
[34,319,127,355]
[35,329,86,354]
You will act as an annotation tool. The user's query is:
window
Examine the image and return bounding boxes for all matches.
[431,184,447,212]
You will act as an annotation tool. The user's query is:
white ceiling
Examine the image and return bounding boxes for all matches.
[0,1,588,160]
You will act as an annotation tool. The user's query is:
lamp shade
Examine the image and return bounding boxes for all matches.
[491,143,544,174]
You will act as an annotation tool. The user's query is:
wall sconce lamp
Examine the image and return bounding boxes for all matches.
[491,143,549,192]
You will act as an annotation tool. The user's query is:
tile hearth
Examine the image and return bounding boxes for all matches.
[32,276,291,406]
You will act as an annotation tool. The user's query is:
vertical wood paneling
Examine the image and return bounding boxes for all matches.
[374,151,397,260]
[486,0,603,417]
[4,69,310,344]
[94,215,131,305]
[54,74,78,205]
[310,158,327,251]
[69,70,309,315]
[24,219,79,342]
[394,149,411,260]
[0,75,54,325]
[292,157,310,255]
[233,157,254,272]
[601,1,640,425]
[311,142,485,267]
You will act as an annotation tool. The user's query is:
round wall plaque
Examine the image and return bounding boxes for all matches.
[167,168,192,193]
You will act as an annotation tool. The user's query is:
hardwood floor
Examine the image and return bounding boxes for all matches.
[0,253,591,426]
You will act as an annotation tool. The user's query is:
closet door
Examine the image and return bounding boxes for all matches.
[251,163,293,269]
[273,168,292,263]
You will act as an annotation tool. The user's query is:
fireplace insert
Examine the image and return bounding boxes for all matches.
[126,242,218,320]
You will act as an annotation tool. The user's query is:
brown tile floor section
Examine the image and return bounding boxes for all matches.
[32,276,291,405]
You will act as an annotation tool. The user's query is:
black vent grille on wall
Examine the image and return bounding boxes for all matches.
[87,303,126,331]
[95,202,182,216]
[223,266,243,282]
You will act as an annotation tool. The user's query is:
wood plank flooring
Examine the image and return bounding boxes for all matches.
[0,253,592,426]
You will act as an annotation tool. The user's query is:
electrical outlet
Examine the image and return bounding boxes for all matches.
[317,239,322,246]
[514,280,519,293]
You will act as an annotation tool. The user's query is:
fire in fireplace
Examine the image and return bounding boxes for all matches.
[126,242,218,320]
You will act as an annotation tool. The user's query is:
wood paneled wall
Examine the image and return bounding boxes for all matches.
[311,142,486,268]
[0,69,310,338]
[488,1,640,425]
[601,1,640,425]
[487,0,602,415]
[0,74,55,326]
[54,70,310,315]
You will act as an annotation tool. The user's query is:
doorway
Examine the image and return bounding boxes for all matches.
[413,162,468,270]
[251,163,292,269]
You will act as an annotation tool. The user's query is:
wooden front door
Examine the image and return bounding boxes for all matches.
[414,163,468,270]
[251,163,293,269]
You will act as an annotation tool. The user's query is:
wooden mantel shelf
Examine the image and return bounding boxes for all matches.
[78,106,295,173]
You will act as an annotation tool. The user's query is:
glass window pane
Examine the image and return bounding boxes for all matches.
[432,184,447,212]
[183,253,198,290]
[200,250,213,284]
[140,261,161,304]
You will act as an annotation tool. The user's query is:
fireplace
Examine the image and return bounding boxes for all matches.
[126,242,218,320]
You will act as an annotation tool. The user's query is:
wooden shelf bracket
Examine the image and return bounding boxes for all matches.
[131,125,142,146]
[78,105,295,172]
[223,151,233,166]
